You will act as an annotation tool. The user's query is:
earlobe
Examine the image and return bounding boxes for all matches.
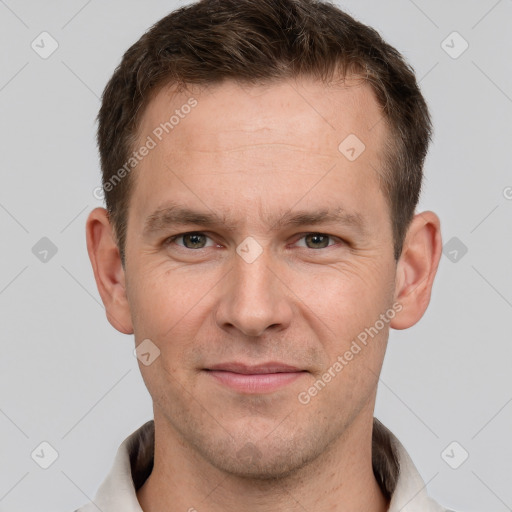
[86,207,134,334]
[390,211,442,330]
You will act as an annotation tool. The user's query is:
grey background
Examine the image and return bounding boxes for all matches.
[0,1,511,511]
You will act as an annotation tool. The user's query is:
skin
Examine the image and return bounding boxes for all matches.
[86,76,442,512]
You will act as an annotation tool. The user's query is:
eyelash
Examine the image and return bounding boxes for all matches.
[163,232,343,250]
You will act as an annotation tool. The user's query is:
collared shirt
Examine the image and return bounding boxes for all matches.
[75,418,450,512]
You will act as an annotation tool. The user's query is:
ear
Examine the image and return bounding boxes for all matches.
[390,211,442,330]
[85,207,134,334]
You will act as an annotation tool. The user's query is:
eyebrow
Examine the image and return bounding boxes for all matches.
[143,202,368,236]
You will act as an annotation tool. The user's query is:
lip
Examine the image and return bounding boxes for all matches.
[204,362,307,393]
[207,361,302,374]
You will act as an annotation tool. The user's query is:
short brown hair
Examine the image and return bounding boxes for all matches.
[97,0,432,265]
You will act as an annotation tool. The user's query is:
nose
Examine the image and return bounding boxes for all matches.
[214,245,293,338]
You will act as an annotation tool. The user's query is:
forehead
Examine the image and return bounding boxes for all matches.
[130,76,390,232]
[139,77,386,157]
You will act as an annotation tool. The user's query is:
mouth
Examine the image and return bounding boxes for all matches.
[203,362,307,393]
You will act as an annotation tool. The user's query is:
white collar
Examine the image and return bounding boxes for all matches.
[76,419,447,512]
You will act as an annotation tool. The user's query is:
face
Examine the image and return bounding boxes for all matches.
[123,77,398,477]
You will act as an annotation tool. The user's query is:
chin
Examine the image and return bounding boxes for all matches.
[199,433,324,482]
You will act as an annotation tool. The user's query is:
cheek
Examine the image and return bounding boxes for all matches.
[126,263,222,374]
[291,258,394,328]
[291,260,395,391]
[127,262,208,327]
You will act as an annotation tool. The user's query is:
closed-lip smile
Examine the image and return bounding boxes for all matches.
[204,361,307,393]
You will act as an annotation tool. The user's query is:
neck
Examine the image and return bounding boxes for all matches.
[137,407,389,512]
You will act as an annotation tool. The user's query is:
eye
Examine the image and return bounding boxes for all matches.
[165,232,216,249]
[294,233,341,249]
[164,231,342,251]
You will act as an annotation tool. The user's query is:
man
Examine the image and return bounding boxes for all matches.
[79,0,448,510]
